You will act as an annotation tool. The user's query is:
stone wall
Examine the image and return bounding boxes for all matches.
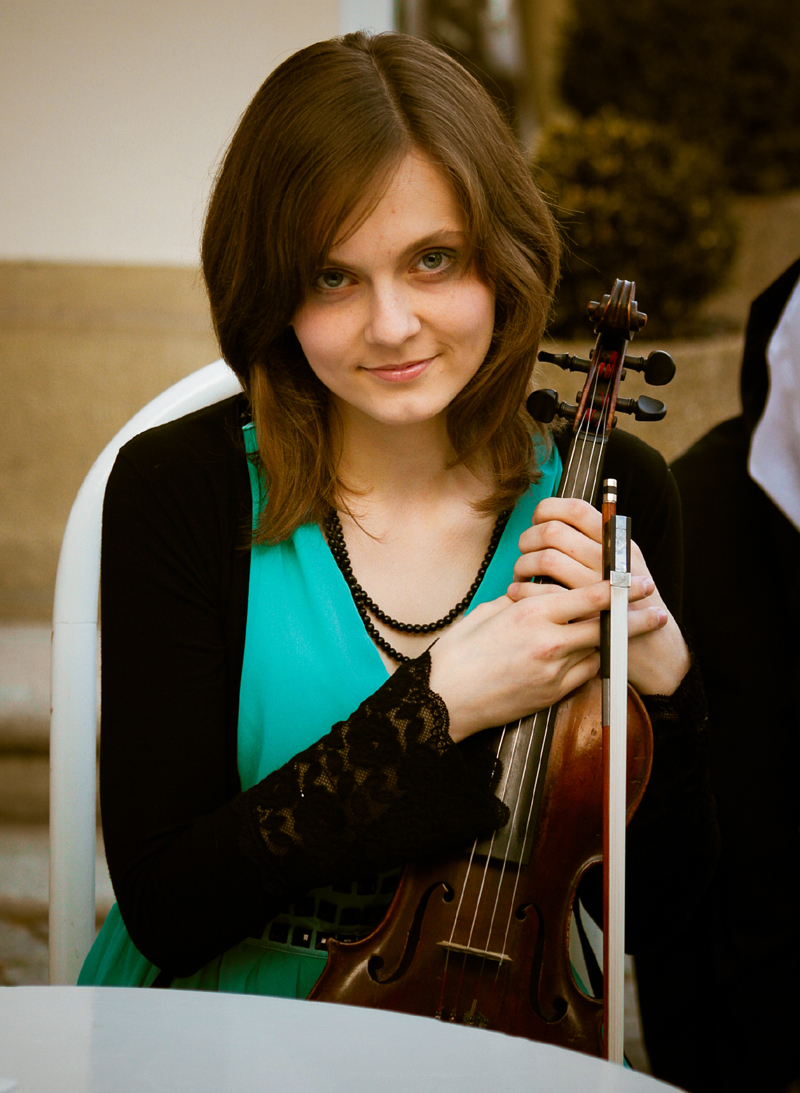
[0,263,218,620]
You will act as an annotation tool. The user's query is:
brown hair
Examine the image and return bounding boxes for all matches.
[202,31,560,543]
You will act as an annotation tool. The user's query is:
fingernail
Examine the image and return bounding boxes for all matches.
[644,577,655,594]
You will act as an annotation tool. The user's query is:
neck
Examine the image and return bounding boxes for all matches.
[333,402,489,515]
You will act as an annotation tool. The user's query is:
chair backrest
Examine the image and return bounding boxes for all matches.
[49,359,242,984]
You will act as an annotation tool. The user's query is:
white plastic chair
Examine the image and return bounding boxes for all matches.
[49,359,242,985]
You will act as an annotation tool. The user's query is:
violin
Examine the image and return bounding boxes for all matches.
[310,280,676,1056]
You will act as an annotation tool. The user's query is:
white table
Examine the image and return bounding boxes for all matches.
[0,987,679,1092]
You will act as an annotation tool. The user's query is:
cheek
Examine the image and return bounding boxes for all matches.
[291,306,345,378]
[449,281,495,356]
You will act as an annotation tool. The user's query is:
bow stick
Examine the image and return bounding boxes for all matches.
[601,478,631,1064]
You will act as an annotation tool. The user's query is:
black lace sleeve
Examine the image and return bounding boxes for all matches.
[233,651,510,897]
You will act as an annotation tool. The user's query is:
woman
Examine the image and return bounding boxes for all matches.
[80,31,715,997]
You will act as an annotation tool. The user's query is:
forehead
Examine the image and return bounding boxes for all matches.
[327,152,466,262]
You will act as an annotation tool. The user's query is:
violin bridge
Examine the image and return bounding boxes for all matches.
[437,940,512,964]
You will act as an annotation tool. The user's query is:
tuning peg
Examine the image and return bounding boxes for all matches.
[587,294,610,324]
[538,351,592,374]
[587,293,647,333]
[527,389,577,424]
[623,350,676,386]
[614,395,667,422]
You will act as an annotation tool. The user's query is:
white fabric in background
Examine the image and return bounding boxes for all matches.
[749,275,800,532]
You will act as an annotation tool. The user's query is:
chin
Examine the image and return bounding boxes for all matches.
[366,397,453,429]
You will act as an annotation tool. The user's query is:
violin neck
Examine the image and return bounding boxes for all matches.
[557,431,608,505]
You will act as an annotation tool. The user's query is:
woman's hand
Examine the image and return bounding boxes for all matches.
[509,497,690,698]
[428,579,609,742]
[428,497,690,743]
[427,583,659,749]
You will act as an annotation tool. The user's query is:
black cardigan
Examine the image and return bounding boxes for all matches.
[99,396,717,977]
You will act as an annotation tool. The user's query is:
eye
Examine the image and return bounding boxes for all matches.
[416,250,455,273]
[315,269,351,291]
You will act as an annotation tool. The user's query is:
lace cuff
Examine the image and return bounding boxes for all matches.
[640,652,707,730]
[233,651,509,897]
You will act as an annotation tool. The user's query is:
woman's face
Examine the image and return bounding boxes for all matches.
[291,152,495,432]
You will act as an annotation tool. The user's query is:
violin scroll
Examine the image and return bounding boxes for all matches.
[587,281,647,336]
[531,278,675,435]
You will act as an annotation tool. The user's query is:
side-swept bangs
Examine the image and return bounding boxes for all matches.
[202,32,560,542]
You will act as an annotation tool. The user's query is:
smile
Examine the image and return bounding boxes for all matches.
[365,358,434,382]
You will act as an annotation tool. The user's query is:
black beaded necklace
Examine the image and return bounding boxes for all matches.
[323,508,511,663]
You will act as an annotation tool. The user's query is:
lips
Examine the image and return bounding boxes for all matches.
[366,357,434,382]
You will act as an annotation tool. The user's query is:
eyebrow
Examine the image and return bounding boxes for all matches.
[326,229,467,268]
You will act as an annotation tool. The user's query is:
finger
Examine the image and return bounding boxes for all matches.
[506,580,567,601]
[511,581,607,633]
[534,649,602,709]
[627,604,668,638]
[628,575,656,603]
[462,595,512,623]
[558,650,602,693]
[534,580,610,625]
[629,543,652,580]
[509,572,654,603]
[531,496,603,540]
[513,546,599,588]
[517,517,602,572]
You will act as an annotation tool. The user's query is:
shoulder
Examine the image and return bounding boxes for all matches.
[107,394,251,510]
[670,417,747,504]
[115,393,249,479]
[670,416,767,570]
[104,393,253,562]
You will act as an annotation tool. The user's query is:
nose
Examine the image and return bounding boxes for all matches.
[364,282,422,347]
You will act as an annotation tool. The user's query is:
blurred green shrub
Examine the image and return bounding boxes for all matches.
[559,0,800,194]
[533,110,738,336]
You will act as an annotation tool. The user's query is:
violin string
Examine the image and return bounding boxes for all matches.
[451,704,545,1025]
[575,355,606,502]
[451,369,606,1022]
[470,354,613,1018]
[487,358,609,1013]
[475,706,555,1019]
[461,557,592,1015]
[437,724,511,1018]
[490,703,558,1005]
[443,720,525,1021]
[560,352,601,500]
[440,348,618,1024]
[585,358,615,502]
[444,723,511,952]
[437,832,481,1019]
[458,712,536,998]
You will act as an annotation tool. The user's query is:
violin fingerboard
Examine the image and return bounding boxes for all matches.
[557,433,606,504]
[474,707,555,865]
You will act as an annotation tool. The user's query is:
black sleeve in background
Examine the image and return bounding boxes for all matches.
[553,427,718,951]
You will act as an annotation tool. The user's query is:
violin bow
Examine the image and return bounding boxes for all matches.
[601,480,631,1064]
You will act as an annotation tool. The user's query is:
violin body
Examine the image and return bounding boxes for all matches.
[310,680,652,1052]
